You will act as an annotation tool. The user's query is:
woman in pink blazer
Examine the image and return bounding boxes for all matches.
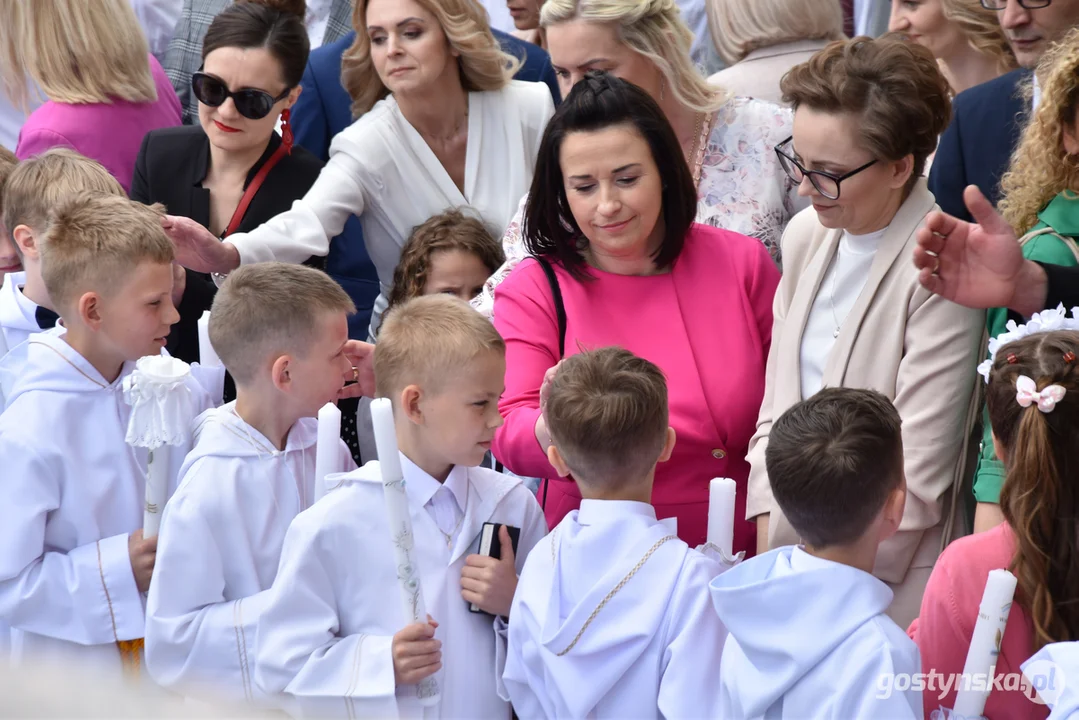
[493,72,779,553]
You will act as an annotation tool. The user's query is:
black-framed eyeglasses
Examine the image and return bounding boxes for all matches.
[774,136,877,200]
[192,72,291,120]
[979,0,1051,9]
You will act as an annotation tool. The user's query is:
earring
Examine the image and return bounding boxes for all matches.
[281,107,294,153]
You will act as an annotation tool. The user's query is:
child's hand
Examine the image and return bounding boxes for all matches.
[538,360,564,416]
[461,525,518,617]
[392,615,441,686]
[128,530,157,593]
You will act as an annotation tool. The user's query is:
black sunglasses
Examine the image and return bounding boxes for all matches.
[979,0,1050,8]
[774,136,877,201]
[192,72,290,120]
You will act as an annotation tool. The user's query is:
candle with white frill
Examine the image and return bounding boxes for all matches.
[370,398,440,706]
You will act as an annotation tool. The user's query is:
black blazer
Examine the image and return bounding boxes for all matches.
[928,69,1031,222]
[131,125,325,364]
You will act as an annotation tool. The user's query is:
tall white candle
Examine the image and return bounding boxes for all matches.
[197,311,221,368]
[369,398,440,706]
[314,403,342,501]
[953,569,1018,717]
[707,478,737,559]
[143,446,170,537]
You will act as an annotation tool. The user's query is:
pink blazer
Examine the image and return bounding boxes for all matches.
[492,223,779,551]
[15,55,181,193]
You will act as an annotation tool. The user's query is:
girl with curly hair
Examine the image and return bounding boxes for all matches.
[972,28,1079,533]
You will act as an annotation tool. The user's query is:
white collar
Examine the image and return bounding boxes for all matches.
[577,499,657,526]
[0,272,38,331]
[401,453,469,510]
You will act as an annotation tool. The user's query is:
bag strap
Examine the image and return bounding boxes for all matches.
[222,142,289,238]
[1019,226,1079,265]
[534,256,566,359]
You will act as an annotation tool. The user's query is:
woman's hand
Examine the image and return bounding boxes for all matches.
[535,361,563,452]
[339,340,376,400]
[914,185,1047,316]
[161,215,241,275]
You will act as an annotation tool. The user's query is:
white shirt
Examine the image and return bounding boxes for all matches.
[128,0,184,60]
[305,0,334,50]
[477,0,515,33]
[226,81,554,339]
[401,455,466,548]
[799,227,886,399]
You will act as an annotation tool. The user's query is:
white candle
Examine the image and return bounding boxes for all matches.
[369,398,440,706]
[314,403,342,501]
[707,478,737,559]
[953,569,1018,717]
[197,311,221,368]
[143,446,170,538]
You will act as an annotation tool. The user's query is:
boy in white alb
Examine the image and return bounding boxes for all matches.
[709,388,922,719]
[145,263,358,706]
[254,295,547,718]
[0,194,218,677]
[503,347,727,719]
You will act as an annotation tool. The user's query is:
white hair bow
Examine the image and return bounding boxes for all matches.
[1016,375,1067,413]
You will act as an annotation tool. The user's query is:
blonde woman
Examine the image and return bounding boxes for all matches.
[473,0,801,318]
[162,0,554,339]
[0,0,180,193]
[971,27,1079,533]
[888,0,1016,94]
[705,0,846,105]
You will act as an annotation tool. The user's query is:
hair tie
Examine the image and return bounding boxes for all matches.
[1007,354,1019,365]
[1065,351,1076,364]
[1016,375,1067,413]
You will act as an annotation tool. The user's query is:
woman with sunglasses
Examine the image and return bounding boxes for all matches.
[131,0,324,368]
[747,36,984,628]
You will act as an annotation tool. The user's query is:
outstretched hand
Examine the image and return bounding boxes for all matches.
[160,215,241,275]
[913,186,1045,315]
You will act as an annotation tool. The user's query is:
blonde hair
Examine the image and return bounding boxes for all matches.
[998,28,1079,235]
[940,0,1017,76]
[341,0,521,119]
[210,262,356,385]
[40,194,174,311]
[0,0,156,108]
[0,146,17,232]
[541,0,727,113]
[2,149,124,244]
[374,294,504,399]
[706,0,845,67]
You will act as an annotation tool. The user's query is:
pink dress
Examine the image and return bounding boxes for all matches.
[15,55,181,193]
[492,223,779,552]
[910,523,1048,719]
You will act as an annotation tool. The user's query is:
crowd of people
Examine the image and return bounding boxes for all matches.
[2,0,1079,718]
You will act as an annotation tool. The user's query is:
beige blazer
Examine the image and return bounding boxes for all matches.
[746,179,985,584]
[708,39,833,106]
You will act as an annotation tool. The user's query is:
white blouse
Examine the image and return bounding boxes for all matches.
[472,95,801,318]
[226,80,555,337]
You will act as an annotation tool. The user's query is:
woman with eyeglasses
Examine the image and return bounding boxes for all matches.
[747,36,985,628]
[131,0,324,368]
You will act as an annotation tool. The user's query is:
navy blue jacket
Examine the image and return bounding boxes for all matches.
[928,69,1031,222]
[292,29,559,338]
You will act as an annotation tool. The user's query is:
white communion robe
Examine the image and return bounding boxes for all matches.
[503,500,727,719]
[145,402,356,706]
[0,331,221,676]
[1023,642,1079,719]
[709,545,923,719]
[254,455,548,719]
[224,80,554,338]
[0,272,42,359]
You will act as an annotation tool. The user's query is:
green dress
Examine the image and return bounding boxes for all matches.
[973,191,1079,502]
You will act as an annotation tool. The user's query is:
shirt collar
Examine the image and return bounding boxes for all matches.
[401,453,469,510]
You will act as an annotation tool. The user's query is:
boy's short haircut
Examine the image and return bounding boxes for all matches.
[544,347,669,486]
[374,294,505,399]
[2,149,124,252]
[40,193,174,311]
[765,387,904,548]
[0,146,17,228]
[209,262,356,385]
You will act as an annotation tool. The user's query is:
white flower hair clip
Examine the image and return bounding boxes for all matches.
[977,304,1079,382]
[1016,375,1067,413]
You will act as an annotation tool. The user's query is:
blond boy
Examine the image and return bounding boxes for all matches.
[146,263,358,706]
[504,347,727,718]
[255,295,547,719]
[0,149,124,359]
[0,145,17,282]
[0,194,216,677]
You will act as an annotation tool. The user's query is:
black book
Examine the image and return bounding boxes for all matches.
[469,522,521,614]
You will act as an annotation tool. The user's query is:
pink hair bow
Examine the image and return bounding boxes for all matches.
[1016,375,1067,413]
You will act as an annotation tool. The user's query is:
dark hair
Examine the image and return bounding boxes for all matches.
[766,387,904,548]
[545,347,669,486]
[202,0,310,88]
[780,36,951,189]
[523,71,697,280]
[986,330,1079,652]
